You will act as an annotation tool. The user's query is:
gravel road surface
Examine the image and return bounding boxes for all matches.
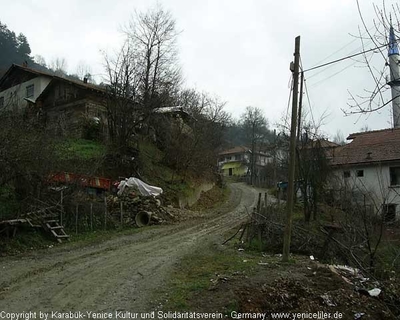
[0,183,261,317]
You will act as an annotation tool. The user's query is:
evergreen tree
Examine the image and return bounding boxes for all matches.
[0,21,34,75]
[16,33,31,57]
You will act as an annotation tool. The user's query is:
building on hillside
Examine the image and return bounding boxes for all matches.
[218,146,250,177]
[326,24,400,222]
[0,64,107,137]
[330,128,400,221]
[218,146,272,177]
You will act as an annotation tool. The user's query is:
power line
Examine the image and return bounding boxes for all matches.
[307,39,373,80]
[312,28,374,67]
[303,42,387,73]
[285,76,293,128]
[303,76,316,127]
[308,52,374,88]
[300,57,316,128]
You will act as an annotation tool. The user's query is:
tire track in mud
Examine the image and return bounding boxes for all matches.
[0,183,260,313]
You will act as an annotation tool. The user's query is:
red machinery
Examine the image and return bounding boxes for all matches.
[49,172,115,191]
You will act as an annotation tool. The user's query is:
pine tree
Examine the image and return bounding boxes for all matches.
[0,21,34,75]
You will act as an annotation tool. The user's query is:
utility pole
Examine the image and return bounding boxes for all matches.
[296,71,304,144]
[282,36,300,262]
[273,129,277,186]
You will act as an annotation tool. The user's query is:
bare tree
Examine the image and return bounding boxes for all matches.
[125,5,181,112]
[332,129,346,145]
[34,54,47,67]
[49,57,68,76]
[103,41,142,152]
[75,60,94,83]
[102,5,182,152]
[240,106,269,185]
[155,89,229,180]
[297,127,332,222]
[343,1,400,123]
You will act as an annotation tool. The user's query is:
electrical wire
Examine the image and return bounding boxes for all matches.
[285,76,293,128]
[299,57,316,128]
[303,75,316,128]
[307,39,373,80]
[312,27,375,67]
[308,52,374,88]
[303,42,388,73]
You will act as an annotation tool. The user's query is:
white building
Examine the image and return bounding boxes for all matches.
[330,128,400,221]
[0,64,52,111]
[328,24,400,221]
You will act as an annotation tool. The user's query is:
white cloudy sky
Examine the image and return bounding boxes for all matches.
[1,0,398,139]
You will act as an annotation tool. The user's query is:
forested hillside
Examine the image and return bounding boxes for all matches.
[0,21,35,76]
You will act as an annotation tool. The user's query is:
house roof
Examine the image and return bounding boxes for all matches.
[0,64,106,94]
[219,146,250,156]
[331,128,400,166]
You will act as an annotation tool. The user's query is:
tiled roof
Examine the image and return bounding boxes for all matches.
[219,146,250,155]
[331,128,400,166]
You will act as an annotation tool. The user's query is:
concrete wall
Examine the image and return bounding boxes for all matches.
[331,163,400,220]
[0,76,51,111]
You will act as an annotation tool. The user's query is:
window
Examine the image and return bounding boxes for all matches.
[343,171,350,178]
[390,167,400,186]
[26,84,34,98]
[356,170,364,177]
[235,154,241,161]
[0,96,4,108]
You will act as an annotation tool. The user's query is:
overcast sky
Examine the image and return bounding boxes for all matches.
[1,0,398,139]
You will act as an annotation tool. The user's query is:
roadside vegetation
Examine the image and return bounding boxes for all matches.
[156,238,397,319]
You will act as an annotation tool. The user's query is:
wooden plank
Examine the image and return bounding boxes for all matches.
[0,219,28,225]
[55,234,70,238]
[50,226,64,230]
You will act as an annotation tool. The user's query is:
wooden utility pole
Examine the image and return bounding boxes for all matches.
[273,129,277,187]
[282,36,300,262]
[296,71,304,144]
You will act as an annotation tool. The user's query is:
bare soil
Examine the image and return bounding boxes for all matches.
[0,183,260,314]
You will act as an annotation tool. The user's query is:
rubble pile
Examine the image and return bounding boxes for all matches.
[107,193,174,226]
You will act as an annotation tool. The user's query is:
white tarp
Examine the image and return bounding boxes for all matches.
[117,177,163,197]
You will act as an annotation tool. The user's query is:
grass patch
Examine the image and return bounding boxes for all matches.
[0,228,50,256]
[57,139,106,160]
[161,245,258,311]
[137,140,195,201]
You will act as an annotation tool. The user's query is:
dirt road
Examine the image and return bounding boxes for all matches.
[0,183,261,315]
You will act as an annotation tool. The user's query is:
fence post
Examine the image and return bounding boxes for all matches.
[264,192,268,215]
[60,189,64,226]
[90,203,93,231]
[257,193,261,212]
[278,188,281,205]
[104,196,107,230]
[120,201,123,225]
[75,204,78,235]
